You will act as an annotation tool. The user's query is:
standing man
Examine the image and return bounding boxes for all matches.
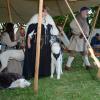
[65,7,91,70]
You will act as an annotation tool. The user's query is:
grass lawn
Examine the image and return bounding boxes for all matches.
[0,54,100,100]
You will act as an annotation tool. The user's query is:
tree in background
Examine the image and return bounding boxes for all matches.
[53,6,100,39]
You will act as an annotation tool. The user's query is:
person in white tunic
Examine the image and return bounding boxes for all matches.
[0,50,24,72]
[1,23,17,51]
[0,23,24,74]
[65,7,91,70]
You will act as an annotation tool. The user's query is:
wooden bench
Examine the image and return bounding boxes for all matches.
[94,52,100,57]
[93,46,100,57]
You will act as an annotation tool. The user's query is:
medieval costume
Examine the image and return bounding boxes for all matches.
[16,27,26,49]
[1,23,17,52]
[65,7,91,70]
[23,14,59,79]
[0,49,24,73]
[0,23,24,74]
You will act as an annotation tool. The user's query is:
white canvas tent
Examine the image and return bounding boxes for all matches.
[1,0,100,94]
[0,0,100,23]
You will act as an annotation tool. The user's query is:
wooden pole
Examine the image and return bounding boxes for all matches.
[89,7,100,46]
[88,6,100,42]
[6,0,13,22]
[62,15,69,29]
[88,6,100,78]
[34,0,43,94]
[64,0,100,72]
[92,5,100,30]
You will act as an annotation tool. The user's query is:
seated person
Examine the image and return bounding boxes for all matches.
[91,33,100,53]
[0,23,24,74]
[1,23,18,51]
[16,26,25,49]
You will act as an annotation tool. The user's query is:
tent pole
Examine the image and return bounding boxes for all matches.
[88,6,100,42]
[34,0,43,94]
[88,5,100,48]
[92,5,100,30]
[6,0,13,22]
[62,15,69,29]
[64,0,100,74]
[95,6,100,78]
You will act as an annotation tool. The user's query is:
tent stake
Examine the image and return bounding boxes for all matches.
[34,0,43,94]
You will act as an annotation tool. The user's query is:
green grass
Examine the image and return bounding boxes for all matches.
[0,54,100,100]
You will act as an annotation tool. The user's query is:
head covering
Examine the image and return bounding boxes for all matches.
[80,7,89,12]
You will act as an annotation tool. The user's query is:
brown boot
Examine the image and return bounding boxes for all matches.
[64,66,71,71]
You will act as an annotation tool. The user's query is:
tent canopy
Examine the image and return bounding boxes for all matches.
[0,0,100,23]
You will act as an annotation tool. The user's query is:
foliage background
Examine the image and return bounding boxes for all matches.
[53,6,100,39]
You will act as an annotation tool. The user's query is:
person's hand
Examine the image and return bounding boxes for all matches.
[64,47,68,52]
[79,33,83,39]
[58,26,64,36]
[28,43,31,49]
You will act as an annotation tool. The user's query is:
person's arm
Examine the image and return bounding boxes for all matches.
[57,26,69,48]
[15,29,20,41]
[27,29,37,49]
[27,36,31,48]
[26,22,38,49]
[2,33,17,47]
